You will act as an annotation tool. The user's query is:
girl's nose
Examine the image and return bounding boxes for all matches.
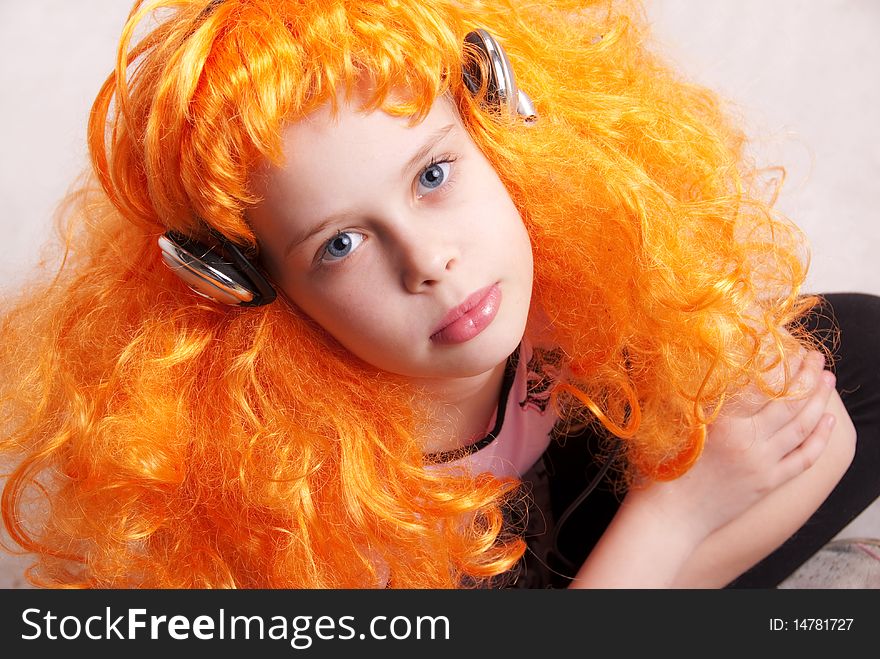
[396,225,459,293]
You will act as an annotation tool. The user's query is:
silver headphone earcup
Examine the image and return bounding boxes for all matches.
[157,232,277,306]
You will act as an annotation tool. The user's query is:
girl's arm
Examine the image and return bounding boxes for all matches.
[567,481,707,588]
[569,349,851,588]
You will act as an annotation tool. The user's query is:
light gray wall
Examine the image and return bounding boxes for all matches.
[0,1,134,292]
[645,0,880,296]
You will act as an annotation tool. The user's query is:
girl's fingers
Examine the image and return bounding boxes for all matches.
[774,412,836,486]
[768,367,835,461]
[756,351,828,434]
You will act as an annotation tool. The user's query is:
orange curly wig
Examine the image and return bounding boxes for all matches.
[1,0,815,587]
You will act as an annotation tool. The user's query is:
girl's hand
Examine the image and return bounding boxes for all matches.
[631,349,838,544]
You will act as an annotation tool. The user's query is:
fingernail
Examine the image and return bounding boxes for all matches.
[825,414,837,429]
[822,371,836,388]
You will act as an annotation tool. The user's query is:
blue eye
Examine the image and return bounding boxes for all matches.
[416,160,452,197]
[321,231,365,262]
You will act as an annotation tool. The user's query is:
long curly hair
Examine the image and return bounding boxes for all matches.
[0,0,815,587]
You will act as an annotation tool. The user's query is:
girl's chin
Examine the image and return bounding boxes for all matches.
[421,341,521,379]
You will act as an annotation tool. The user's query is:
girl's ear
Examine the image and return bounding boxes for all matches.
[462,29,538,123]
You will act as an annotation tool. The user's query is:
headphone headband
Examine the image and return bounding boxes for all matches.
[463,29,537,123]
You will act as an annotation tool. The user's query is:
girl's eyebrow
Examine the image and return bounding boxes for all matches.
[283,123,458,258]
[400,123,456,176]
[284,211,355,258]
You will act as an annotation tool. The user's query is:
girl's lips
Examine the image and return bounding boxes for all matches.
[430,283,501,345]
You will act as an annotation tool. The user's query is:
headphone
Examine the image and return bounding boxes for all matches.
[158,29,537,306]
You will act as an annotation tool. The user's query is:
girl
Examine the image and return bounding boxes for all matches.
[0,0,876,589]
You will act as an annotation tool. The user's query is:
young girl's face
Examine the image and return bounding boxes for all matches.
[248,94,534,381]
